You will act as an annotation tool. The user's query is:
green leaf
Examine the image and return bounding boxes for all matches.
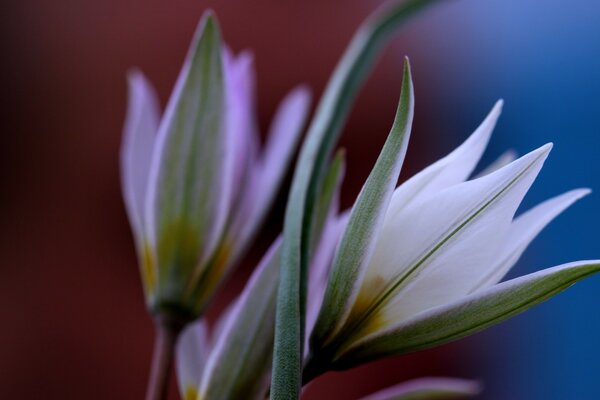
[311,60,414,350]
[271,1,445,398]
[333,260,600,369]
[309,149,346,256]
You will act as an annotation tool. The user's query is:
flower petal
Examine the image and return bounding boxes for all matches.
[311,59,414,349]
[257,86,311,210]
[272,3,452,396]
[348,144,551,346]
[335,260,600,368]
[471,188,591,290]
[225,85,310,269]
[237,86,312,251]
[144,13,227,301]
[199,238,282,400]
[120,71,160,244]
[222,48,260,212]
[386,100,502,218]
[176,321,209,400]
[360,377,481,400]
[472,149,517,179]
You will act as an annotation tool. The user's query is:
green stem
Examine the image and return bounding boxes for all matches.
[145,316,185,400]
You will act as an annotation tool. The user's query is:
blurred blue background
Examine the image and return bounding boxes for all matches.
[407,1,600,398]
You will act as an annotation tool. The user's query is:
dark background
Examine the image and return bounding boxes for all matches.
[1,0,599,399]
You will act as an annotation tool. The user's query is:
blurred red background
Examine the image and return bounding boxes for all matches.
[0,0,495,398]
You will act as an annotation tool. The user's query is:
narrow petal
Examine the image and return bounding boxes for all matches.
[199,238,282,400]
[144,13,227,304]
[312,60,414,349]
[120,71,160,244]
[472,149,517,179]
[227,85,310,264]
[210,298,240,347]
[360,377,481,400]
[471,188,591,290]
[176,321,209,400]
[335,260,600,368]
[222,48,260,212]
[386,100,503,219]
[347,144,551,347]
[256,85,312,212]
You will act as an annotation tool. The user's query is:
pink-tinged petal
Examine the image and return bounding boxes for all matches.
[176,320,209,400]
[259,86,311,199]
[199,237,282,400]
[360,377,481,400]
[210,296,240,348]
[120,70,160,243]
[471,188,591,290]
[222,48,260,211]
[241,87,311,241]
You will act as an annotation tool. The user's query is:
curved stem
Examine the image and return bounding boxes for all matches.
[145,316,185,400]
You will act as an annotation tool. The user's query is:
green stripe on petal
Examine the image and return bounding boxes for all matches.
[144,13,226,315]
[334,260,600,369]
[341,144,552,347]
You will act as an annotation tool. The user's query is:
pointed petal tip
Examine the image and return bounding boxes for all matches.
[126,68,151,89]
[224,46,254,66]
[527,142,553,160]
[550,187,592,214]
[194,9,222,40]
[203,9,217,21]
[543,142,554,152]
[332,148,347,179]
[126,68,142,81]
[571,187,592,198]
[492,99,503,115]
[238,49,255,64]
[292,83,312,102]
[504,148,517,158]
[537,188,592,213]
[402,56,412,75]
[283,84,312,114]
[335,147,347,161]
[204,12,219,30]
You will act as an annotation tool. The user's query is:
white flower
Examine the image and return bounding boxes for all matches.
[308,98,597,374]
